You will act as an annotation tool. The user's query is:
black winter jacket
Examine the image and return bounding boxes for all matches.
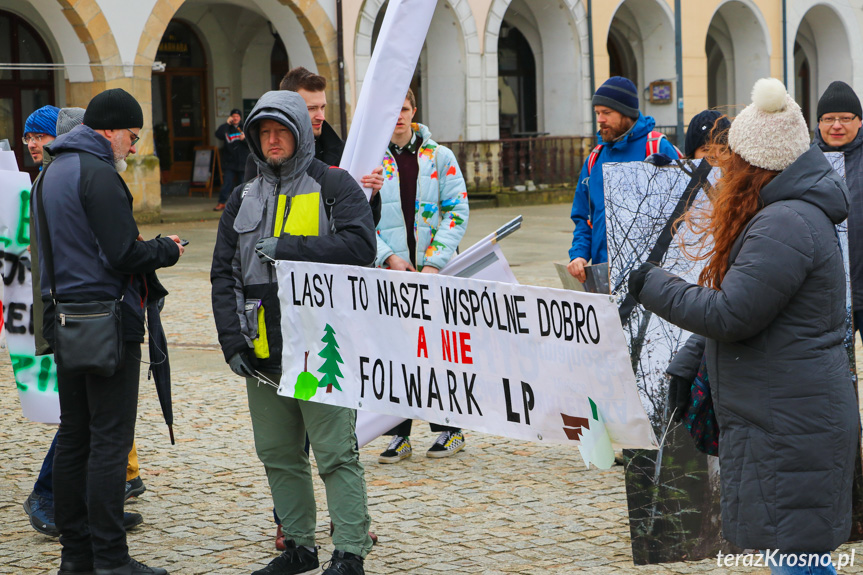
[34,125,180,344]
[216,122,251,172]
[639,145,859,553]
[816,129,863,310]
[211,91,375,373]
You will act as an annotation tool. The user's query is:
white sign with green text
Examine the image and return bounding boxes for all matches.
[0,151,59,423]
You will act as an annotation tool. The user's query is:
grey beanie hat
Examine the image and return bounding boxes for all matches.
[57,107,85,135]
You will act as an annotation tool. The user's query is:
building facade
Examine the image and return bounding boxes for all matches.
[3,0,861,218]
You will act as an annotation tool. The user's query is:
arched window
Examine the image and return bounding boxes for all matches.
[0,9,55,176]
[270,34,290,91]
[152,20,208,182]
[498,23,537,138]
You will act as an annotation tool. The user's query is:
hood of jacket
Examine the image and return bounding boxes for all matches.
[814,125,863,154]
[759,144,849,225]
[412,123,433,147]
[45,124,114,166]
[597,112,656,149]
[243,90,314,184]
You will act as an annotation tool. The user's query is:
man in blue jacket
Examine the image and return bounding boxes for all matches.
[567,76,679,282]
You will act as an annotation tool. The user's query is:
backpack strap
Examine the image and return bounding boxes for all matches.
[645,130,664,156]
[645,131,683,159]
[322,166,339,222]
[586,144,603,176]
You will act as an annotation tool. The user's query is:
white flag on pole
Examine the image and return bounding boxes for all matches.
[339,0,438,198]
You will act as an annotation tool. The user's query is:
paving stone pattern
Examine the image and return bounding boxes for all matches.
[2,204,861,574]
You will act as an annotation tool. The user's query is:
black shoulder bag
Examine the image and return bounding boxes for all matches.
[35,166,125,377]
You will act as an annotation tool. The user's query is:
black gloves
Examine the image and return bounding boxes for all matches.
[667,374,692,422]
[628,262,656,303]
[255,237,279,262]
[229,351,255,378]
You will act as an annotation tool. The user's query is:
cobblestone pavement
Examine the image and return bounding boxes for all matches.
[2,203,862,574]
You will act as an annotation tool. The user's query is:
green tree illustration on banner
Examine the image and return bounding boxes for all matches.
[317,324,344,393]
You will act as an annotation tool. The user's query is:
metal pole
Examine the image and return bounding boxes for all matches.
[674,0,684,149]
[588,0,596,137]
[336,0,348,140]
[782,0,788,87]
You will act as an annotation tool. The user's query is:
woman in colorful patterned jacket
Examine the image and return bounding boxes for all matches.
[375,90,470,463]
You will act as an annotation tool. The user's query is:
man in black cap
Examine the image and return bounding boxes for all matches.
[35,87,184,575]
[214,108,249,211]
[815,80,863,336]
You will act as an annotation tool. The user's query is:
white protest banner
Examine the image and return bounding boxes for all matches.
[0,150,60,423]
[339,0,437,196]
[274,261,658,450]
[355,217,523,446]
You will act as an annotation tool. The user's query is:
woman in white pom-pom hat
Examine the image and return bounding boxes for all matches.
[627,77,858,573]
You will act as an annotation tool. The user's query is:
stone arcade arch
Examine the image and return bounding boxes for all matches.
[0,8,55,176]
[792,3,852,129]
[485,0,590,138]
[136,0,338,137]
[705,0,771,114]
[607,0,676,127]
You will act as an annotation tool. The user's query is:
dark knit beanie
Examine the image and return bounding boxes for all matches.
[83,88,144,130]
[24,106,60,137]
[592,76,639,118]
[684,110,731,157]
[817,81,862,120]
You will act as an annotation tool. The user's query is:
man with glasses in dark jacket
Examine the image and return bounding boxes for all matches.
[35,88,184,575]
[815,81,863,337]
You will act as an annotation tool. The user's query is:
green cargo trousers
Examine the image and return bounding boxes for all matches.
[246,376,373,558]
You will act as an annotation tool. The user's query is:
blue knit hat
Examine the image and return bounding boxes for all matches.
[593,77,639,119]
[24,105,60,137]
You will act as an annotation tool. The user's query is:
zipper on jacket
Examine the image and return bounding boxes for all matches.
[267,176,281,284]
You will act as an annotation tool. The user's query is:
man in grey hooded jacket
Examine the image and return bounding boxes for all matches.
[211,90,375,575]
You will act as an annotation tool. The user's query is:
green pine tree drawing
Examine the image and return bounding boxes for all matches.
[317,324,344,393]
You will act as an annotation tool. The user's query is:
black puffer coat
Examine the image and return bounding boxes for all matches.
[639,145,859,552]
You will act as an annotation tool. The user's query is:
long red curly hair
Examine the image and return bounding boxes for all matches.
[680,150,780,289]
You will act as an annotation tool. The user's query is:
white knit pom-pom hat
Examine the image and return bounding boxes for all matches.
[727,78,811,171]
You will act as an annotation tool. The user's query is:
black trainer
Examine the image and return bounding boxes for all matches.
[123,512,143,531]
[251,540,320,575]
[377,435,411,464]
[58,557,94,575]
[426,429,465,458]
[94,557,167,575]
[23,490,58,536]
[124,477,146,501]
[321,551,364,575]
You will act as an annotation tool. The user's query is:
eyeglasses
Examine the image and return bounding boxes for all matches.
[126,129,140,146]
[22,134,49,145]
[819,115,858,125]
